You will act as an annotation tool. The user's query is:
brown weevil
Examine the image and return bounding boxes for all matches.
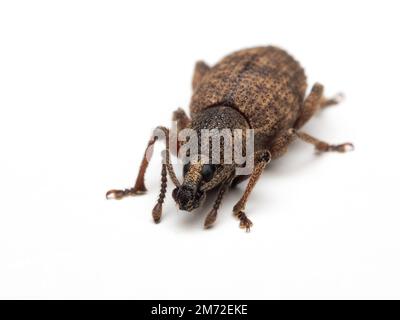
[106,46,353,231]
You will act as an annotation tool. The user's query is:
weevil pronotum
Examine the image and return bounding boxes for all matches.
[106,46,353,231]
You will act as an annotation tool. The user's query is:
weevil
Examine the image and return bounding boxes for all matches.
[106,46,353,231]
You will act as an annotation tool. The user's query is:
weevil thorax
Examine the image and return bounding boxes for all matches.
[173,105,249,212]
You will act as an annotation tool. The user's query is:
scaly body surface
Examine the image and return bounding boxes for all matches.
[106,46,353,231]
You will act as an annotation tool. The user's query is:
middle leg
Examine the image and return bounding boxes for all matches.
[268,128,353,159]
[289,129,354,153]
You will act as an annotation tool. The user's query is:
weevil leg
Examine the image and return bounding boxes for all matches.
[172,108,191,132]
[106,126,181,200]
[267,128,353,161]
[232,150,271,232]
[192,61,210,90]
[231,132,286,186]
[171,108,191,156]
[204,179,232,229]
[289,129,354,153]
[105,135,157,199]
[320,92,345,108]
[294,83,344,129]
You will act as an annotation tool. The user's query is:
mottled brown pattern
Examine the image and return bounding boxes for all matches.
[190,46,306,145]
[189,106,249,163]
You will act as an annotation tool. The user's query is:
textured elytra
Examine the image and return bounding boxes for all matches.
[190,46,307,144]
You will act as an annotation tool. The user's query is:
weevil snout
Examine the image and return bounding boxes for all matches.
[172,161,217,211]
[172,185,205,211]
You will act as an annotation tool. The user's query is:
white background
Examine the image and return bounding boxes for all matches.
[0,0,399,299]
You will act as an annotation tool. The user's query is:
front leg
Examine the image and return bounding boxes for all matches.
[171,108,192,157]
[232,150,271,232]
[106,126,181,200]
[105,134,157,199]
[172,107,191,133]
[106,107,191,200]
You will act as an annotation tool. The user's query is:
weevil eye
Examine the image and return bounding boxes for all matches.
[201,164,216,182]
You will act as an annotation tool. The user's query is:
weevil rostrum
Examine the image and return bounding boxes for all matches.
[106,46,353,231]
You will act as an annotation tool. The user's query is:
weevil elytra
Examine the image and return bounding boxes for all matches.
[106,46,353,231]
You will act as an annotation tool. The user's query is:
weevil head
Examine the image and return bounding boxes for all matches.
[172,160,237,212]
[172,106,248,212]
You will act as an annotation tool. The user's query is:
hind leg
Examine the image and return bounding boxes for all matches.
[294,83,344,129]
[272,82,353,155]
